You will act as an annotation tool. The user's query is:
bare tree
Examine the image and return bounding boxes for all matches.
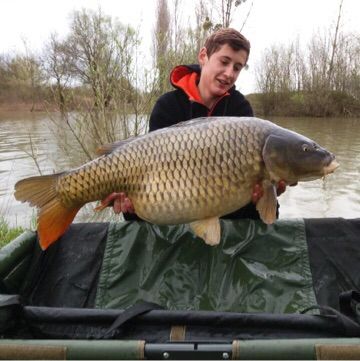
[256,21,360,118]
[22,40,46,111]
[327,0,344,87]
[221,0,246,27]
[42,8,145,164]
[204,0,250,30]
[0,52,45,110]
[43,33,72,115]
[154,0,171,94]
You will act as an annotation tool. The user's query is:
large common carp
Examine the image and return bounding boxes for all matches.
[15,117,339,250]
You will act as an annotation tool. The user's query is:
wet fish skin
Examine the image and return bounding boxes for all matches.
[14,117,339,250]
[58,117,267,224]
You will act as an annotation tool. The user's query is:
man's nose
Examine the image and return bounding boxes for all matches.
[224,65,234,79]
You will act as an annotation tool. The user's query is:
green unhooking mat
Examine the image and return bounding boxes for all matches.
[3,219,315,313]
[95,219,315,312]
[1,218,360,342]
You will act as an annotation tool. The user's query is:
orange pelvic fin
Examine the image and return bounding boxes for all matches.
[14,173,82,250]
[190,217,221,246]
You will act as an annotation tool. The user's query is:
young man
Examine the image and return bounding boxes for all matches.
[149,28,253,130]
[102,28,285,219]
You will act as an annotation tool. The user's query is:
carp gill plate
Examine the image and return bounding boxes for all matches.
[14,117,339,250]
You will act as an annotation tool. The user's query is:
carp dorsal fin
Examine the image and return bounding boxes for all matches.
[190,217,221,246]
[96,138,136,156]
[167,117,213,129]
[256,180,278,224]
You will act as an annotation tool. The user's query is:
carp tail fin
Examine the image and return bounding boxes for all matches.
[14,174,81,250]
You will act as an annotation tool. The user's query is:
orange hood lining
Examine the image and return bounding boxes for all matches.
[170,66,203,103]
[170,65,230,110]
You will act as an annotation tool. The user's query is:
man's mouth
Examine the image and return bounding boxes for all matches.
[217,79,230,87]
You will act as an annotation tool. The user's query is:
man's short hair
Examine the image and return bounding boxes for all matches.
[204,28,251,61]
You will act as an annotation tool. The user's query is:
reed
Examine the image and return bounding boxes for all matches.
[0,217,24,248]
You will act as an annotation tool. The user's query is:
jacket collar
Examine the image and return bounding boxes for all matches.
[170,64,235,102]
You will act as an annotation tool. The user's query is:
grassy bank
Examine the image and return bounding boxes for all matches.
[1,91,359,118]
[247,91,360,118]
[0,217,24,248]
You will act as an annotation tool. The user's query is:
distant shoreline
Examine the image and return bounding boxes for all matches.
[0,102,50,113]
[1,93,359,118]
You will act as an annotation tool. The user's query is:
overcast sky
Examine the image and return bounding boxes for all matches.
[0,0,359,94]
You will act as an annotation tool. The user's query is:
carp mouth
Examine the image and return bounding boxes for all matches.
[323,159,339,175]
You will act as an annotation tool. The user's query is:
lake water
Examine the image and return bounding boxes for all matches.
[1,111,359,228]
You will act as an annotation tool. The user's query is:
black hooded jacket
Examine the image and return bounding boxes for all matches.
[147,64,262,220]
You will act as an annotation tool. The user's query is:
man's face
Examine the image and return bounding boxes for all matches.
[198,44,248,99]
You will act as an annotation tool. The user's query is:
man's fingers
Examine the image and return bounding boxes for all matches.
[125,198,135,213]
[276,181,286,196]
[99,192,135,214]
[277,180,290,196]
[119,192,126,203]
[113,198,122,214]
[119,193,130,213]
[252,184,263,203]
[252,179,297,203]
[101,192,118,206]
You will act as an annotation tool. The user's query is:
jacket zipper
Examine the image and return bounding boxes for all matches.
[207,93,230,116]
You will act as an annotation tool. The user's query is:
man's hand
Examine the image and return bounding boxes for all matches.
[276,180,287,197]
[111,192,135,214]
[251,180,297,204]
[95,192,135,214]
[251,183,264,204]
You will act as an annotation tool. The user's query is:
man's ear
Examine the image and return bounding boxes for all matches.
[198,47,208,66]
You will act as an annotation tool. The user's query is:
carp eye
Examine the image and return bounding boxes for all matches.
[302,144,310,152]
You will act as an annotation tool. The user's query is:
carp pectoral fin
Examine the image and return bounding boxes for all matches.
[256,180,277,224]
[190,217,221,246]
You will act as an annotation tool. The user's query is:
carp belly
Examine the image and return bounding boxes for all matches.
[131,176,256,225]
